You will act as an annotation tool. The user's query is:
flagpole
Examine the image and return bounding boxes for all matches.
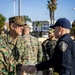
[18,0,21,15]
[14,0,16,16]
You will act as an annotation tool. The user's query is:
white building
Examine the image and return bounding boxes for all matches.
[33,20,50,35]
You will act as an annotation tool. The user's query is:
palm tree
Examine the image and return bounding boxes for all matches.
[47,0,57,25]
[0,14,6,34]
[35,20,42,27]
[23,15,31,23]
[34,20,42,37]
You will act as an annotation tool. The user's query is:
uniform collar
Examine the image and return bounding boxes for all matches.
[58,33,70,41]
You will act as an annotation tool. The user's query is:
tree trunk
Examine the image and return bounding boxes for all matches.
[51,0,57,4]
[53,10,54,24]
[50,10,52,25]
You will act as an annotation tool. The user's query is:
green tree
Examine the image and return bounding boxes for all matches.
[71,20,75,33]
[0,14,6,33]
[34,20,42,37]
[71,20,75,40]
[35,20,42,27]
[47,0,57,25]
[23,15,31,23]
[72,20,75,27]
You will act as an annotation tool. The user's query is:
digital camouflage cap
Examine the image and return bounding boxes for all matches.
[9,16,25,26]
[24,24,31,29]
[48,28,54,33]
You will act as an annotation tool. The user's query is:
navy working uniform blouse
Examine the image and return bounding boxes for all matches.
[36,33,75,75]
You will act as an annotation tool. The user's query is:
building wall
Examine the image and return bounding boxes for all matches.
[33,20,50,35]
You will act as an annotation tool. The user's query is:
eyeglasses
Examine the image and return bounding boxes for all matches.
[14,24,23,27]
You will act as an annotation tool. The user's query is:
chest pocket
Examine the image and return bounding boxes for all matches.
[8,38,20,61]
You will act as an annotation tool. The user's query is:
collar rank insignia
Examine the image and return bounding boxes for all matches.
[58,41,68,52]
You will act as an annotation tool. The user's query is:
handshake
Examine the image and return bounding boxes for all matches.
[16,63,37,74]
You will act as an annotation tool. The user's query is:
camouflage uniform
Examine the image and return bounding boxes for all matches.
[0,33,24,75]
[0,16,25,75]
[21,34,43,75]
[42,29,57,75]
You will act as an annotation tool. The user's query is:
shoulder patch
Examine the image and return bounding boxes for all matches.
[58,41,68,52]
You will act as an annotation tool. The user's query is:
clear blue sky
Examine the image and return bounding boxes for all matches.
[0,0,75,22]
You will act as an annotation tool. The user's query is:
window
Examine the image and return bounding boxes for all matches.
[35,28,37,30]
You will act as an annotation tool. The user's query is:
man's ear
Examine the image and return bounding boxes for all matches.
[10,23,14,30]
[59,26,63,32]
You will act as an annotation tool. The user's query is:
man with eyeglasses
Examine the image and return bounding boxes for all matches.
[0,16,25,75]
